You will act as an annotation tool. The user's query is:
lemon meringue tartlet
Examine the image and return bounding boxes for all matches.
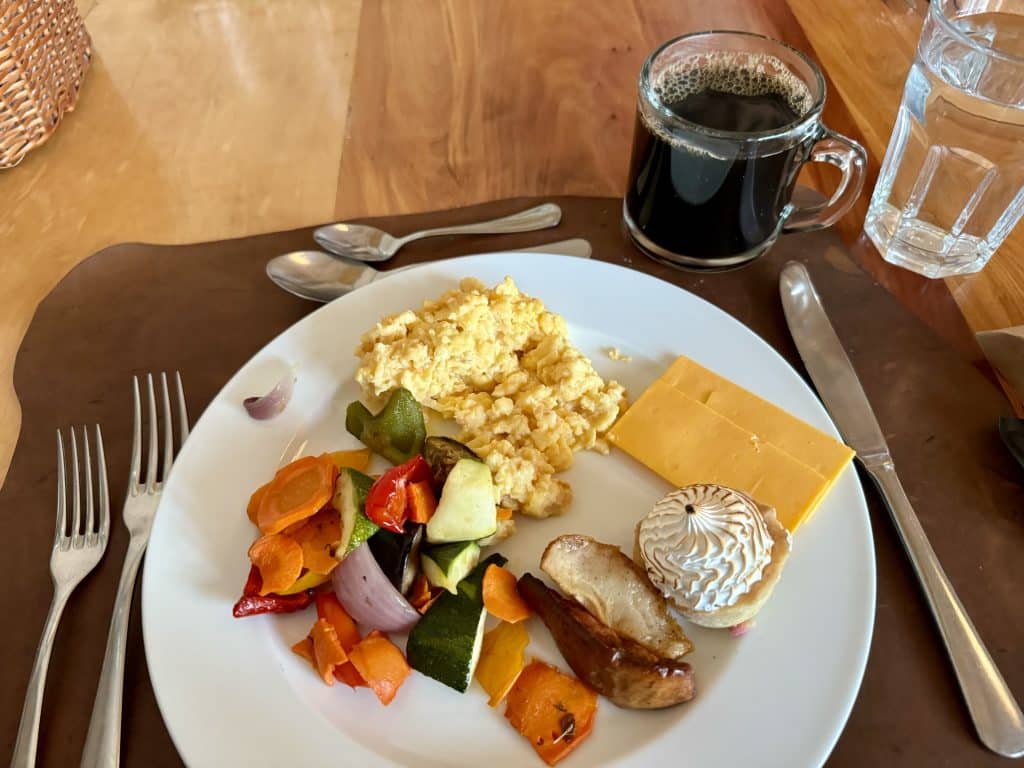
[635,484,791,629]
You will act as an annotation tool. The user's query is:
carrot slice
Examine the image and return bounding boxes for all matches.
[483,565,532,623]
[291,636,315,666]
[247,481,272,525]
[310,618,348,686]
[315,593,361,651]
[504,661,598,766]
[289,507,342,575]
[333,661,368,688]
[347,630,410,706]
[496,506,514,521]
[328,449,372,473]
[257,455,338,535]
[407,573,433,611]
[475,621,529,707]
[248,533,304,596]
[407,573,442,614]
[294,601,367,688]
[406,480,437,524]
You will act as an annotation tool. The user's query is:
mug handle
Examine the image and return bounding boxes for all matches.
[783,128,868,233]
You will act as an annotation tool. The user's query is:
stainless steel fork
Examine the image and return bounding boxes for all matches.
[80,373,189,768]
[11,427,110,768]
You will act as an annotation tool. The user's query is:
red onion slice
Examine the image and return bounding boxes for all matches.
[243,371,295,420]
[332,542,421,633]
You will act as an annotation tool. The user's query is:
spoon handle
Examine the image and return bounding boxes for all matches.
[394,203,561,247]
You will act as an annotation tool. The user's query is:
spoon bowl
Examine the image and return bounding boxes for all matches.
[312,225,398,263]
[266,250,376,302]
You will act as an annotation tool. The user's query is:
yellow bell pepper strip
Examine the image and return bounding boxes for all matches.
[277,569,331,595]
[328,449,372,472]
[474,621,530,707]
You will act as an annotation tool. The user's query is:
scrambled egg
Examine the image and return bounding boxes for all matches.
[355,277,626,517]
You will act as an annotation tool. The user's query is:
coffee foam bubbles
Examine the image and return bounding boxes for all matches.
[655,52,813,116]
[642,52,814,148]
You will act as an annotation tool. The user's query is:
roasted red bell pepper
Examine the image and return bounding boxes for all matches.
[232,565,316,618]
[364,455,431,533]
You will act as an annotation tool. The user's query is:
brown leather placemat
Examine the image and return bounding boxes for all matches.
[3,196,1022,767]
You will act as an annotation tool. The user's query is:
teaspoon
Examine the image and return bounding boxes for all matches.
[313,203,562,262]
[267,238,593,303]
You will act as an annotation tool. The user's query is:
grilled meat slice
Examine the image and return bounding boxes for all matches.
[519,573,696,710]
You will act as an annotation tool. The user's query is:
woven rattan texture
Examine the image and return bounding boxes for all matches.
[0,0,90,168]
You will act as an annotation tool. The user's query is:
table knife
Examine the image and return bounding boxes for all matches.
[779,261,1024,759]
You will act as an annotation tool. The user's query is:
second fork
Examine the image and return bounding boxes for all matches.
[80,372,189,768]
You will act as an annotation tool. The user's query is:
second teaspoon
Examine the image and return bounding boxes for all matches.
[267,238,592,304]
[313,203,562,263]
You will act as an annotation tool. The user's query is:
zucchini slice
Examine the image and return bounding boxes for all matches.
[426,459,497,543]
[333,467,379,558]
[421,540,481,594]
[406,553,507,692]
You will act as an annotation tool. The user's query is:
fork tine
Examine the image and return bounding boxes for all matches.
[54,430,66,547]
[145,373,159,492]
[95,425,110,539]
[70,427,82,544]
[175,371,189,443]
[83,425,94,536]
[160,372,173,478]
[130,376,142,490]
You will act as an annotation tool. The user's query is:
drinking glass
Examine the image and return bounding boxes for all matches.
[865,0,1024,278]
[623,31,867,271]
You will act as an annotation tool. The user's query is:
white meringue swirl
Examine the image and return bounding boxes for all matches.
[638,484,774,613]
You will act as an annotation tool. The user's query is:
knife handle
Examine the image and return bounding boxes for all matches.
[865,459,1024,757]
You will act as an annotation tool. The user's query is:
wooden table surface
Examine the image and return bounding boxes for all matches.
[0,0,1019,488]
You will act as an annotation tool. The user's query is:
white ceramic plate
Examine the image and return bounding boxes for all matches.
[142,253,874,768]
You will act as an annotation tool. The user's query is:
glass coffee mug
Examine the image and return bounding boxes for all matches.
[623,31,867,270]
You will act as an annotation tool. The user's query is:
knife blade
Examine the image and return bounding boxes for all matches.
[779,261,1024,759]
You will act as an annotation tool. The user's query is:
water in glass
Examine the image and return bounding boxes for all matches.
[865,3,1024,278]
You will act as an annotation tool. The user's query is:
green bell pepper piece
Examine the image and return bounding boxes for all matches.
[345,388,426,465]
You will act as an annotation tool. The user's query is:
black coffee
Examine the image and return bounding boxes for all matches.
[625,57,814,265]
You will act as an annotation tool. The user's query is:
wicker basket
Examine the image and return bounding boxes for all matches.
[0,0,91,169]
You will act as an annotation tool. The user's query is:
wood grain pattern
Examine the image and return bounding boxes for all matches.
[334,0,977,360]
[2,0,1021,492]
[334,0,862,218]
[0,0,361,484]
